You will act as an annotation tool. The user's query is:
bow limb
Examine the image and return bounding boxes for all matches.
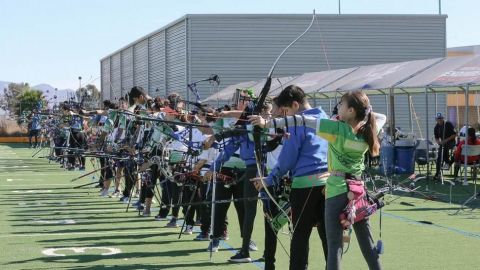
[253,12,316,234]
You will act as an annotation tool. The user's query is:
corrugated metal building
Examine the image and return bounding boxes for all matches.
[100,13,447,136]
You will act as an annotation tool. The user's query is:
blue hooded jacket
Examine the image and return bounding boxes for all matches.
[212,132,256,171]
[265,107,328,186]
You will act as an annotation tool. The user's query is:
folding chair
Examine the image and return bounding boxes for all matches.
[456,144,480,185]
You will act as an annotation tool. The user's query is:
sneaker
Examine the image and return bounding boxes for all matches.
[136,204,145,211]
[194,232,210,241]
[221,230,229,241]
[183,225,194,235]
[248,240,258,251]
[463,180,469,186]
[229,251,251,263]
[165,219,178,228]
[155,215,168,221]
[119,196,129,203]
[132,201,141,207]
[142,210,151,217]
[207,239,220,252]
[194,220,202,226]
[109,190,120,198]
[67,167,75,171]
[79,166,86,171]
[442,164,450,170]
[100,189,109,197]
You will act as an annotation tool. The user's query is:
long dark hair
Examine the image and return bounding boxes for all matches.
[467,127,477,144]
[341,90,380,156]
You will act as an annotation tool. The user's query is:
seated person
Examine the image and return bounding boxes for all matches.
[453,127,480,181]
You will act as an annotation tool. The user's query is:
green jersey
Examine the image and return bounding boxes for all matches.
[317,119,369,198]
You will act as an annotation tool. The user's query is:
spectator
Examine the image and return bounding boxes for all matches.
[433,112,456,179]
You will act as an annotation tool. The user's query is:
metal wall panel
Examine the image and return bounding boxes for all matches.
[101,13,446,130]
[166,20,186,97]
[111,53,121,102]
[188,14,446,102]
[149,32,166,96]
[101,58,111,101]
[134,39,149,91]
[121,47,134,97]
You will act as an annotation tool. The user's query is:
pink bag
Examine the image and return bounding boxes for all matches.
[339,179,384,229]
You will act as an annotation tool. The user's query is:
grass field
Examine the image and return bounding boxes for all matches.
[0,144,479,270]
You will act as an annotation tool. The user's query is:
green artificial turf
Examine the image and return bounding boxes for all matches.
[0,144,478,269]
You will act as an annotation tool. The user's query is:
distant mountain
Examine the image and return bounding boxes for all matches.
[31,83,76,103]
[0,81,76,101]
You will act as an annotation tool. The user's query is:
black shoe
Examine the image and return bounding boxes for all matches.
[229,251,251,263]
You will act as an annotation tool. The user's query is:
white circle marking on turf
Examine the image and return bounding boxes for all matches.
[6,178,24,182]
[42,247,121,257]
[12,190,52,193]
[33,219,76,225]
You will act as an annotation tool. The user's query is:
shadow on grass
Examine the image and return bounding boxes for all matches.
[37,232,178,243]
[7,248,224,267]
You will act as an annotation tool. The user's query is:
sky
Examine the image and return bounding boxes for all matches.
[0,0,478,90]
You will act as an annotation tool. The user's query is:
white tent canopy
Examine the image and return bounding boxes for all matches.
[203,54,480,102]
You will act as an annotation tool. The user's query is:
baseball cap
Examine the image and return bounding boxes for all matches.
[435,112,444,119]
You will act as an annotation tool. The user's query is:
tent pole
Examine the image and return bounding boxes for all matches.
[425,87,431,191]
[456,91,460,129]
[463,85,469,186]
[389,87,395,139]
[455,84,479,213]
[329,98,332,115]
[408,93,413,133]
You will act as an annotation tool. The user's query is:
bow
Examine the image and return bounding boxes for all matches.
[253,12,317,241]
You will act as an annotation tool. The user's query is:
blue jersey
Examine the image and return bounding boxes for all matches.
[70,115,83,130]
[30,115,42,130]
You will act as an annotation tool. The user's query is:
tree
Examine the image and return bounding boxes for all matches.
[15,89,46,115]
[4,83,31,114]
[76,84,101,109]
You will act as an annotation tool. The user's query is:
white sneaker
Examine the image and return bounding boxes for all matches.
[183,225,194,235]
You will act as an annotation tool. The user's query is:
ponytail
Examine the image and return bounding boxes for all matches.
[359,112,380,156]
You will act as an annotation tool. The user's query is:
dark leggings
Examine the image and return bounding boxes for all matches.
[325,193,382,270]
[240,165,258,255]
[210,169,245,237]
[262,189,280,270]
[68,130,86,167]
[122,160,136,198]
[143,165,159,199]
[29,129,39,146]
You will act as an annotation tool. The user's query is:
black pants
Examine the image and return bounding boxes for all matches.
[143,164,159,199]
[122,160,136,198]
[210,170,245,237]
[68,130,86,167]
[29,129,39,146]
[289,186,328,270]
[158,177,171,218]
[54,137,65,157]
[99,158,114,181]
[436,145,453,176]
[262,191,281,270]
[184,182,208,227]
[240,165,258,255]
